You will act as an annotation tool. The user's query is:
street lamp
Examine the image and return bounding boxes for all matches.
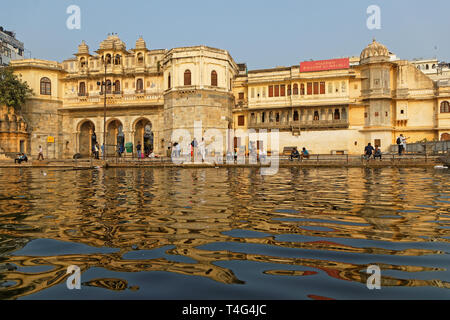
[97,55,116,160]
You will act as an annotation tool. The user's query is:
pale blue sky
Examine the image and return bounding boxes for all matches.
[1,0,449,69]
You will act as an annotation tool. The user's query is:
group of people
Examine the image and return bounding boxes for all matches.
[289,147,310,161]
[14,145,43,164]
[92,143,104,160]
[136,141,157,159]
[363,134,409,160]
[14,153,28,164]
[364,143,382,160]
[168,138,206,161]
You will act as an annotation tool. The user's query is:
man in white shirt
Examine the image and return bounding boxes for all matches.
[38,145,44,160]
[198,138,206,162]
[400,134,408,155]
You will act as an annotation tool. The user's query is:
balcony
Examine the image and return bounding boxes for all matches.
[248,119,349,130]
[65,91,163,106]
[235,99,248,109]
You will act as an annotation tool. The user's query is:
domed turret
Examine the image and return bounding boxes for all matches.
[360,39,390,63]
[99,34,126,51]
[135,37,147,50]
[77,40,89,55]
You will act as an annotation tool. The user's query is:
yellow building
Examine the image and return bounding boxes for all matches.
[6,36,450,159]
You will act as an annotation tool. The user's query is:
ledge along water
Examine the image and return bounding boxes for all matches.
[0,153,444,169]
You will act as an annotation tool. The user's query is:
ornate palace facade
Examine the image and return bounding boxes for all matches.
[5,36,450,158]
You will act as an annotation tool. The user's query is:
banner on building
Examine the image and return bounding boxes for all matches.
[300,58,349,72]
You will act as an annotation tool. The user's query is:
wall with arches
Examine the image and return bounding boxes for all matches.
[68,112,164,157]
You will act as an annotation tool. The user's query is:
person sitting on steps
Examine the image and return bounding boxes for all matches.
[374,145,382,160]
[290,147,300,161]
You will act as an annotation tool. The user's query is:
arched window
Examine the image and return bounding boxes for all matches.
[105,80,112,94]
[293,84,299,95]
[114,54,121,65]
[269,111,274,122]
[79,82,86,96]
[426,64,429,70]
[136,79,144,92]
[276,112,280,122]
[300,84,305,95]
[105,54,112,65]
[313,111,320,121]
[184,70,191,86]
[114,80,120,93]
[80,57,86,68]
[137,53,144,65]
[441,101,450,113]
[293,111,299,121]
[334,109,341,120]
[261,112,266,123]
[40,77,51,95]
[211,70,218,87]
[168,73,171,89]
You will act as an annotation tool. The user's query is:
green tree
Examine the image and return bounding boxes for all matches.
[0,67,33,112]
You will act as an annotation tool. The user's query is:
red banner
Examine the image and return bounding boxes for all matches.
[300,58,349,72]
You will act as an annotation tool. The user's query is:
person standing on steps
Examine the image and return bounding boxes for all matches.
[136,141,142,159]
[37,145,44,160]
[400,134,408,155]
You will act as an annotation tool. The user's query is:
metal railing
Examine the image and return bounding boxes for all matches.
[389,141,450,154]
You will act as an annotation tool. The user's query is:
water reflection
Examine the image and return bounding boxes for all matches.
[0,167,449,299]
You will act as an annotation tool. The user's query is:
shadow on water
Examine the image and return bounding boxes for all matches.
[0,167,449,299]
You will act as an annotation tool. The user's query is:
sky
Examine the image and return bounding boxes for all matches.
[1,0,449,70]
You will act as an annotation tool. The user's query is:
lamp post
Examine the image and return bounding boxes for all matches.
[97,55,115,160]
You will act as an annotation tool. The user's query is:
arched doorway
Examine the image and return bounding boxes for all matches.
[134,119,153,156]
[106,119,124,156]
[79,120,96,156]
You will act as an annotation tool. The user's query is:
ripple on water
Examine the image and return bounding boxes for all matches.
[0,167,449,300]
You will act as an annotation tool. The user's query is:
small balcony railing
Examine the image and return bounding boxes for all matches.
[248,119,349,130]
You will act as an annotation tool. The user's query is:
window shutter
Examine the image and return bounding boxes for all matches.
[320,82,325,94]
[313,82,319,95]
[307,83,312,95]
[184,70,191,86]
[211,71,218,86]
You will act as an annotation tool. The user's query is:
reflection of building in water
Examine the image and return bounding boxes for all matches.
[5,37,450,158]
[0,167,449,299]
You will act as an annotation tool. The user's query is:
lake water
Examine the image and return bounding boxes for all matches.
[0,167,449,300]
